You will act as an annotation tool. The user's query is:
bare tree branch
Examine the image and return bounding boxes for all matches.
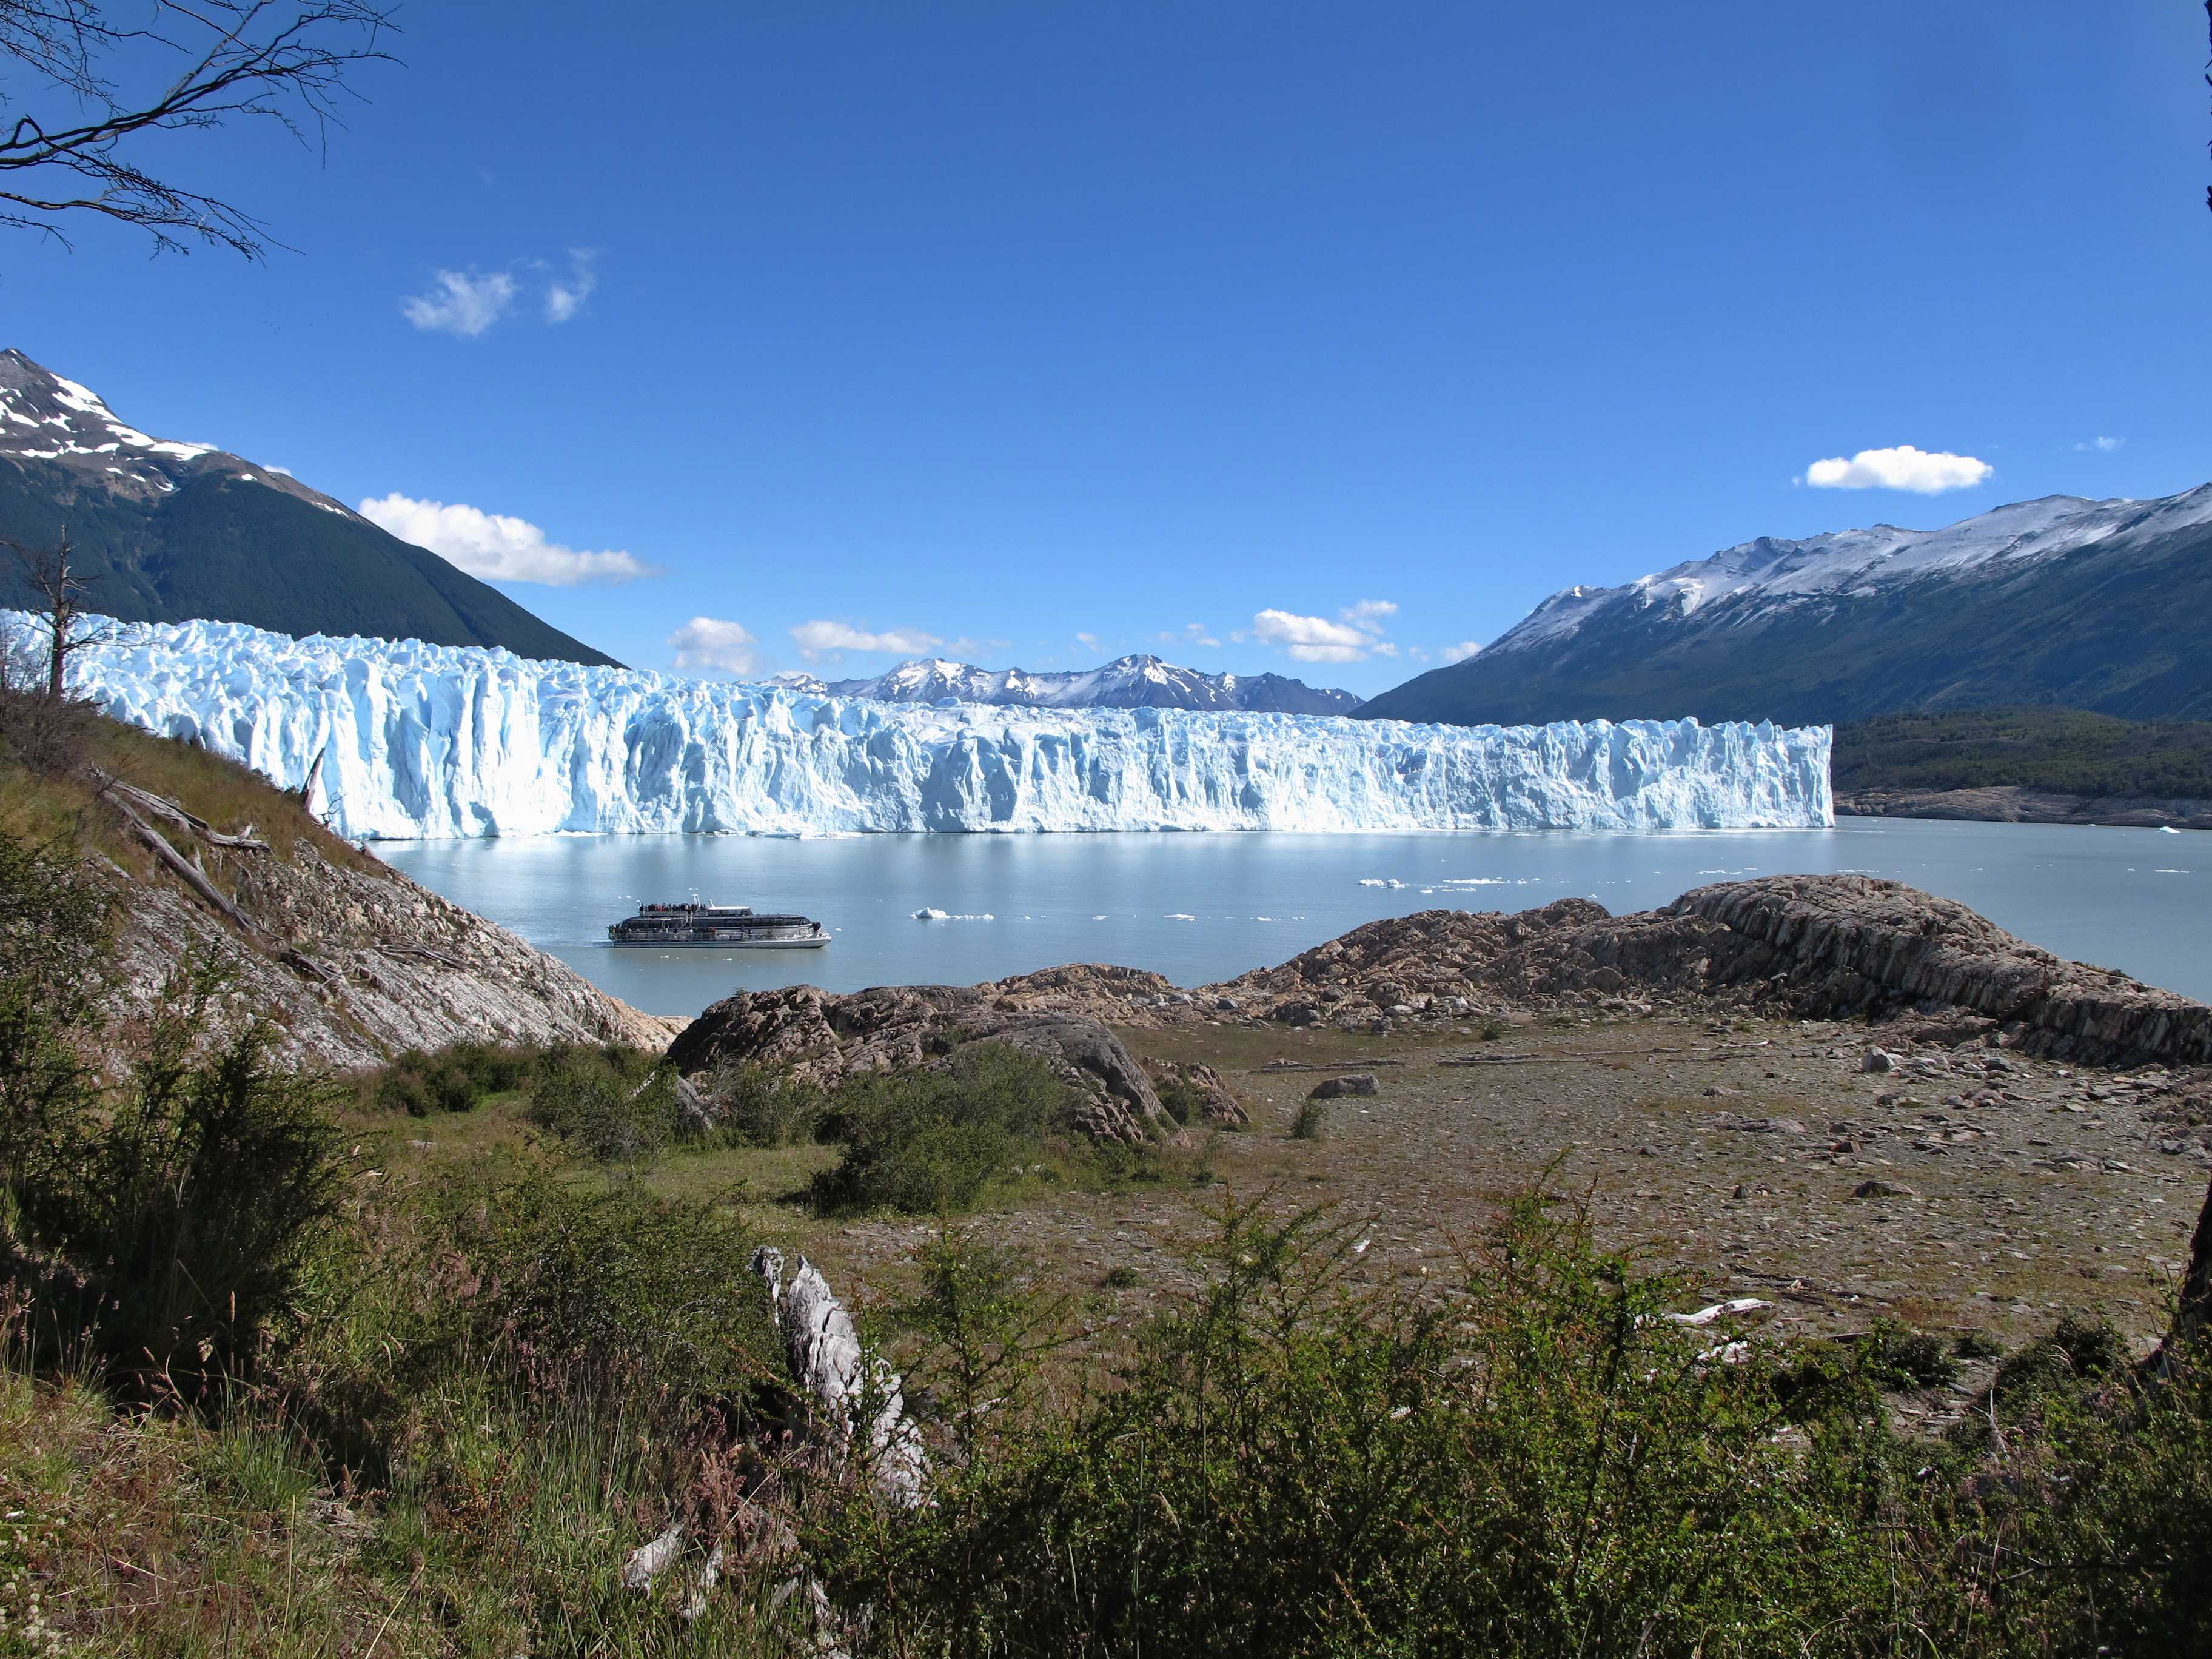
[0,0,396,260]
[5,532,110,699]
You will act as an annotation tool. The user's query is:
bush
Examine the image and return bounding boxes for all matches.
[431,1156,779,1409]
[367,1042,554,1116]
[1993,1312,2126,1395]
[710,1061,823,1147]
[1151,1071,1204,1127]
[1859,1319,1960,1390]
[813,1191,1936,1657]
[1290,1097,1328,1139]
[810,1044,1072,1215]
[526,1044,682,1175]
[5,970,343,1398]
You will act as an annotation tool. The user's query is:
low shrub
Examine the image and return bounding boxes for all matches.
[526,1044,683,1175]
[365,1041,579,1117]
[4,971,344,1398]
[813,1191,1939,1658]
[430,1156,779,1409]
[1859,1319,1960,1390]
[710,1061,824,1147]
[1290,1096,1328,1139]
[1151,1071,1205,1127]
[810,1044,1073,1215]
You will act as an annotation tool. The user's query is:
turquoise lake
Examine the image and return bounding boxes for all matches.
[380,818,2210,1020]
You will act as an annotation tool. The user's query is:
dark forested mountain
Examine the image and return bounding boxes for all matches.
[0,350,617,666]
[1358,486,2212,728]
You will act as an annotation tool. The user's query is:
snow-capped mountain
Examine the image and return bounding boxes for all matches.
[39,612,1832,840]
[1359,484,2212,727]
[0,349,616,666]
[771,654,1362,714]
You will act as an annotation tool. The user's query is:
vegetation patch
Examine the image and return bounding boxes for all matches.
[1833,706,2212,799]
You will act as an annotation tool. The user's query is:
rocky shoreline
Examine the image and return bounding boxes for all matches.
[674,876,2212,1078]
[1837,785,2212,830]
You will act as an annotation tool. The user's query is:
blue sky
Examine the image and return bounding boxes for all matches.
[7,1,2206,693]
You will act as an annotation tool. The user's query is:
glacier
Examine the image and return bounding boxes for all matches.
[27,614,1834,841]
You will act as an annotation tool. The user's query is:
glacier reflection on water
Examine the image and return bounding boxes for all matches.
[378,819,2208,1018]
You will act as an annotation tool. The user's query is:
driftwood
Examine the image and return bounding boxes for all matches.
[752,1246,928,1509]
[89,768,270,851]
[297,745,326,811]
[103,790,263,939]
[1252,1058,1409,1073]
[376,943,468,971]
[279,948,338,987]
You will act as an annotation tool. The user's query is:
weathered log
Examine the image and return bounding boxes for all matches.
[751,1246,928,1509]
[89,768,270,851]
[106,792,263,939]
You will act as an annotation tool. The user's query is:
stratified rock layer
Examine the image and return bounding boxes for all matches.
[1205,875,2211,1069]
[668,979,1175,1144]
[106,822,678,1070]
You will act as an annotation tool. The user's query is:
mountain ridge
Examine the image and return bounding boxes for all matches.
[0,349,619,667]
[1356,483,2212,726]
[771,652,1364,714]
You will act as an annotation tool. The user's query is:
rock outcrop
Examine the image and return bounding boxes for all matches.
[1138,1058,1249,1127]
[667,981,1173,1144]
[109,836,679,1068]
[1202,876,2212,1070]
[72,758,676,1069]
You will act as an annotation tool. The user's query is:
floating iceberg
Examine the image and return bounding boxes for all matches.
[37,614,1834,842]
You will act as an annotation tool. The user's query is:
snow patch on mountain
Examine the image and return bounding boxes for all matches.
[789,653,1364,716]
[36,615,1832,840]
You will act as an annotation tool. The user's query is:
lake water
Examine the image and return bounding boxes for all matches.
[378,820,2211,1020]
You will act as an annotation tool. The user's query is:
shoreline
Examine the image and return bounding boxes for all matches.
[1837,785,2212,831]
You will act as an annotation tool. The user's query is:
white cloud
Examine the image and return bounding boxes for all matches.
[545,249,598,323]
[1801,445,1992,493]
[1074,631,1102,651]
[1250,598,1399,663]
[1251,611,1367,662]
[2074,435,2125,453]
[358,493,653,585]
[1342,598,1398,626]
[401,270,518,338]
[1441,640,1483,663]
[789,619,944,660]
[668,616,760,676]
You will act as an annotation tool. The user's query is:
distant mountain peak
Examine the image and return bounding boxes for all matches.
[1356,481,2212,728]
[765,651,1363,715]
[0,348,616,666]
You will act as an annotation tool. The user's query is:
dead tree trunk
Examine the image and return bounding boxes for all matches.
[5,532,100,700]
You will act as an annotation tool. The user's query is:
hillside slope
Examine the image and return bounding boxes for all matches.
[1358,486,2212,726]
[0,349,618,666]
[0,708,674,1067]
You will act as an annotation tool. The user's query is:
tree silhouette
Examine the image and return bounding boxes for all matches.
[0,1,395,260]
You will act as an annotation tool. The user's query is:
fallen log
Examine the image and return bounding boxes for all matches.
[89,768,270,851]
[105,792,263,939]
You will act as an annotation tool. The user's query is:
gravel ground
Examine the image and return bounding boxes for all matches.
[803,1008,2210,1372]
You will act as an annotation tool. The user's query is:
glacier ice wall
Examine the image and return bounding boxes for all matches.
[32,615,1834,840]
